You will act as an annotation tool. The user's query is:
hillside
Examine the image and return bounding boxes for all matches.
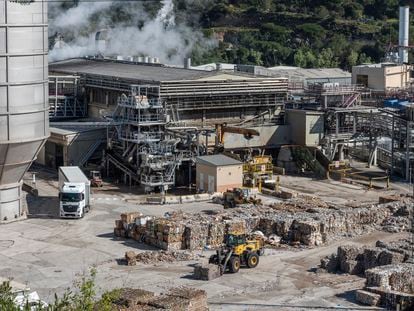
[186,0,412,69]
[49,0,413,69]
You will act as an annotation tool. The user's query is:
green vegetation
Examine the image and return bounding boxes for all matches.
[0,269,120,311]
[188,0,414,69]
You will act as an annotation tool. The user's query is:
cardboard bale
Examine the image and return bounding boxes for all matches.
[117,288,156,307]
[363,248,382,271]
[320,254,339,273]
[167,287,208,311]
[193,264,221,281]
[207,223,225,248]
[337,245,364,274]
[225,219,246,234]
[184,223,209,251]
[125,251,137,266]
[341,260,363,275]
[355,289,381,306]
[121,212,142,224]
[377,250,405,266]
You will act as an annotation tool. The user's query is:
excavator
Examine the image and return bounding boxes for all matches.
[209,232,264,274]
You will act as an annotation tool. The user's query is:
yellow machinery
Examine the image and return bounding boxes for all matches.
[243,155,273,188]
[209,233,264,274]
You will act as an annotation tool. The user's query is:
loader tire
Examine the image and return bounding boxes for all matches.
[247,253,259,268]
[229,256,240,273]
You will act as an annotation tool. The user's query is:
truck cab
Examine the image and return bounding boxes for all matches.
[59,182,88,218]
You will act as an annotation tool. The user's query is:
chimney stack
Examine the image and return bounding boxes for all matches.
[184,58,191,69]
[399,6,410,64]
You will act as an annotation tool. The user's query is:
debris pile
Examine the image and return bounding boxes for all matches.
[115,201,411,250]
[356,264,414,310]
[320,239,411,275]
[106,287,208,311]
[125,250,197,265]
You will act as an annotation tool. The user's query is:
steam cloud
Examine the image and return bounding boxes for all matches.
[48,0,215,64]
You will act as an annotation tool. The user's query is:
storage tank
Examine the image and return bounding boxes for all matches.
[0,0,49,222]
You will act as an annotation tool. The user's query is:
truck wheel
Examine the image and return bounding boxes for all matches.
[229,256,240,273]
[247,253,259,268]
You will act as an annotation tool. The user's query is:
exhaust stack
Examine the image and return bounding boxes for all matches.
[399,6,410,64]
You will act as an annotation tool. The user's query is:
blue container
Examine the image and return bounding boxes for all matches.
[384,99,399,108]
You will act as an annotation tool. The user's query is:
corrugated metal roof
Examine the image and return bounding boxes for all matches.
[197,154,242,167]
[49,58,255,83]
[267,67,351,80]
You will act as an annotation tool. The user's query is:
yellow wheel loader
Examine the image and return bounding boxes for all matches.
[209,233,264,274]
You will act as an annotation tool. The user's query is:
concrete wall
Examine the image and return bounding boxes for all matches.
[286,110,324,146]
[286,110,306,145]
[216,165,243,192]
[196,163,242,193]
[223,125,290,149]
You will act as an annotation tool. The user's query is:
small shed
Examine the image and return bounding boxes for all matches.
[196,154,243,193]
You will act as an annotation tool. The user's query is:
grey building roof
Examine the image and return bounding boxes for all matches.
[197,154,242,167]
[49,58,253,83]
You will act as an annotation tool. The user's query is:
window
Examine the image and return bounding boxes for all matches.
[356,75,368,87]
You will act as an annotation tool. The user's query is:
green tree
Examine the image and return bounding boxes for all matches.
[346,50,359,69]
[317,48,338,68]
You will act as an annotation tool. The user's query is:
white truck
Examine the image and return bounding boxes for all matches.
[58,166,91,218]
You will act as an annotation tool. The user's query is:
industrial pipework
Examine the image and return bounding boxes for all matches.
[0,0,49,222]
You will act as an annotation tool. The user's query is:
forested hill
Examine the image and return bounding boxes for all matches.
[186,0,414,69]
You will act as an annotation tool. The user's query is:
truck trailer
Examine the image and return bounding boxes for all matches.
[58,166,91,218]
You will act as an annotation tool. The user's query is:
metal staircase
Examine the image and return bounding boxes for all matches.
[340,93,361,108]
[78,140,105,167]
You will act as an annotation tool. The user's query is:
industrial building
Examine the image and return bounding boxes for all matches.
[238,65,352,89]
[352,63,412,92]
[49,59,288,125]
[196,154,243,193]
[36,123,107,169]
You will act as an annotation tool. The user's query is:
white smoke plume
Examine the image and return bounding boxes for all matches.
[48,0,216,65]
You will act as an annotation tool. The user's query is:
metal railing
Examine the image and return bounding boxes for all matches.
[114,114,165,124]
[118,131,163,142]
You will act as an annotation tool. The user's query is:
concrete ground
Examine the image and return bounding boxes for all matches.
[0,170,409,310]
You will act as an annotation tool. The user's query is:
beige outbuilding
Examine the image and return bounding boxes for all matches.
[196,155,243,193]
[352,63,412,92]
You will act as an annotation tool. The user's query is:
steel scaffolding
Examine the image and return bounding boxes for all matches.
[109,85,192,192]
[49,75,87,119]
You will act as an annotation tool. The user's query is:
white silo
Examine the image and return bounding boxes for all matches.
[0,0,49,222]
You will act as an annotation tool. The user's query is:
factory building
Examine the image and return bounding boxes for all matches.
[36,123,107,169]
[49,59,288,126]
[352,63,412,92]
[196,155,243,193]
